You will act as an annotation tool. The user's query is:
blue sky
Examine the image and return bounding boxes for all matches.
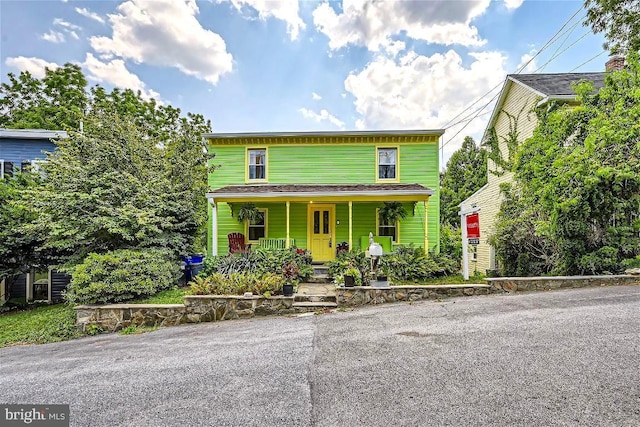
[1,0,606,164]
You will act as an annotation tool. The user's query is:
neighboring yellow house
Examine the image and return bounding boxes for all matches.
[460,71,606,274]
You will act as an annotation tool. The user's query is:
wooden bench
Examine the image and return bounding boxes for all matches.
[258,238,295,250]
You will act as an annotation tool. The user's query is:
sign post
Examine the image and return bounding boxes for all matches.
[459,207,480,280]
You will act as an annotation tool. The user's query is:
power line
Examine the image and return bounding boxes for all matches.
[570,50,607,72]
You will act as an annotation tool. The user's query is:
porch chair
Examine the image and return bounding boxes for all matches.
[228,233,250,254]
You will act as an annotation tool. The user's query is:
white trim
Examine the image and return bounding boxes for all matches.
[204,129,445,139]
[207,189,435,199]
[208,197,218,256]
[0,128,68,139]
[0,160,4,179]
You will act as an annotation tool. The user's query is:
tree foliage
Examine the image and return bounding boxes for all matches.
[0,63,213,273]
[584,0,640,55]
[439,136,487,228]
[492,56,640,275]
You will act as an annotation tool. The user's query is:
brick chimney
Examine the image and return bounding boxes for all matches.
[605,55,625,71]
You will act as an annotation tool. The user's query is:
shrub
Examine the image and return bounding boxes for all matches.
[65,249,180,305]
[327,251,370,284]
[190,272,283,296]
[199,247,312,281]
[379,245,458,282]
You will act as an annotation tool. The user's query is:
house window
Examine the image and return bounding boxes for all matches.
[377,147,397,180]
[1,161,14,179]
[471,245,478,261]
[377,209,399,243]
[246,209,267,242]
[248,149,266,181]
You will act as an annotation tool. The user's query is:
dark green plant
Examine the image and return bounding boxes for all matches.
[379,245,457,282]
[327,250,370,283]
[199,247,312,281]
[378,202,408,224]
[65,249,180,305]
[190,272,283,296]
[236,203,264,224]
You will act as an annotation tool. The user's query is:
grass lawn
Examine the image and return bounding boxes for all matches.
[0,304,80,348]
[0,287,190,348]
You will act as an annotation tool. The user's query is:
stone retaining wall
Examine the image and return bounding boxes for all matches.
[75,296,294,333]
[486,274,640,293]
[336,284,492,306]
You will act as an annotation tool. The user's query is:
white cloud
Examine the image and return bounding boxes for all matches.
[75,7,106,24]
[504,0,525,10]
[219,0,305,40]
[299,107,345,129]
[83,53,160,101]
[91,0,233,85]
[517,52,537,72]
[42,30,66,43]
[5,57,60,78]
[344,49,506,158]
[313,0,489,51]
[312,92,322,100]
[53,18,81,31]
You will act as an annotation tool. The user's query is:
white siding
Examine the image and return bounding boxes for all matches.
[461,81,540,273]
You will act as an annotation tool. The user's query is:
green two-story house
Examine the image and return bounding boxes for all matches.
[205,130,443,262]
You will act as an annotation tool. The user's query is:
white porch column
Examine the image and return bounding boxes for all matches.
[459,206,481,281]
[211,203,218,256]
[286,201,291,249]
[48,268,53,303]
[348,201,353,250]
[26,270,34,302]
[0,278,5,304]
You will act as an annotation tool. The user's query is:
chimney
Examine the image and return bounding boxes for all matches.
[605,55,625,71]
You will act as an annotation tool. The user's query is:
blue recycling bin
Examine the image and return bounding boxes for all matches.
[181,254,205,283]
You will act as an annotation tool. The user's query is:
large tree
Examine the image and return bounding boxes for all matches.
[584,0,640,55]
[1,65,213,271]
[492,55,640,275]
[440,136,487,228]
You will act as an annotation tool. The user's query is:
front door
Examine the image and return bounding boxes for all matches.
[308,204,335,262]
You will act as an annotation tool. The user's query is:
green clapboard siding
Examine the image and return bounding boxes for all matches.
[208,139,441,256]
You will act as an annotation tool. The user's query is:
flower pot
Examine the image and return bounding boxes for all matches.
[344,275,355,287]
[283,283,294,296]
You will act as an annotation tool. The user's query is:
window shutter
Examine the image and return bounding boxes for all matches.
[3,162,14,178]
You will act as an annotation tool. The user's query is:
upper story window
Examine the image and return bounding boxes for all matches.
[248,148,266,181]
[377,147,397,181]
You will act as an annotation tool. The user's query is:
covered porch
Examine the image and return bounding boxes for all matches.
[206,184,435,261]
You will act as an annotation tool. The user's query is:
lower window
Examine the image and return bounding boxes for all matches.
[247,209,267,241]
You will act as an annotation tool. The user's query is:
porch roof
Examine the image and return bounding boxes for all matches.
[207,183,435,202]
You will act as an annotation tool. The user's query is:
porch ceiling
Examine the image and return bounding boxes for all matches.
[207,183,435,203]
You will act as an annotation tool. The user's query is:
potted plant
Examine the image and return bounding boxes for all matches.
[378,201,408,224]
[343,266,361,287]
[236,203,264,223]
[282,261,299,296]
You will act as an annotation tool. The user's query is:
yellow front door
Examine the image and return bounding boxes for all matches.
[308,204,335,262]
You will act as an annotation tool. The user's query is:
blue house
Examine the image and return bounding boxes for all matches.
[0,128,67,178]
[1,128,70,304]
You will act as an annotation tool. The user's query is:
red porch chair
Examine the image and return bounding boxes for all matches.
[228,233,250,254]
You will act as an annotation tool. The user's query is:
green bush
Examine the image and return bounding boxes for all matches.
[65,249,180,305]
[327,251,370,284]
[379,245,458,282]
[190,272,283,296]
[199,247,313,281]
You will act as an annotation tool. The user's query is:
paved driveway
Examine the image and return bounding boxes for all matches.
[1,286,639,426]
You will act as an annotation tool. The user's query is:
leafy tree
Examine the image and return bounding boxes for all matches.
[440,136,487,228]
[584,0,640,55]
[0,173,55,301]
[492,56,640,275]
[0,64,87,130]
[31,104,212,267]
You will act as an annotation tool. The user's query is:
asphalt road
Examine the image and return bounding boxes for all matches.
[1,286,639,426]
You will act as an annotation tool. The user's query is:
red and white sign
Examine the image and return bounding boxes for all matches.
[466,212,480,239]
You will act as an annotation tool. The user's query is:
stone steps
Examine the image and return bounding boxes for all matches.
[292,301,338,309]
[294,294,335,303]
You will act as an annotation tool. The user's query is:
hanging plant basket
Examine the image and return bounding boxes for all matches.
[236,203,264,223]
[378,202,408,223]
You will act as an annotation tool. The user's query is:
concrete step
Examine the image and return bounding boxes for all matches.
[306,274,332,283]
[292,301,338,308]
[312,265,329,275]
[294,294,337,303]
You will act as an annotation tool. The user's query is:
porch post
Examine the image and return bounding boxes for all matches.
[423,199,429,251]
[208,196,218,256]
[348,201,353,250]
[286,201,291,248]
